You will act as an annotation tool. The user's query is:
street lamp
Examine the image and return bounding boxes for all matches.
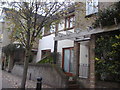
[0,17,5,63]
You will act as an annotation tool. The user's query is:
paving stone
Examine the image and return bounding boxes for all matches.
[2,70,52,88]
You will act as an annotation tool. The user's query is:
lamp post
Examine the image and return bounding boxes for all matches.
[0,17,5,69]
[53,31,57,64]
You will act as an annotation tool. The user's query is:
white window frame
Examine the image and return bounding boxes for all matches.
[86,0,98,16]
[58,19,65,31]
[50,23,56,33]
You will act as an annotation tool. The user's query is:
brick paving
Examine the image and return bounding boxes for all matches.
[2,70,52,88]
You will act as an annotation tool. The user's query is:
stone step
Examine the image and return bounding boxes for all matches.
[69,80,77,84]
[68,83,80,88]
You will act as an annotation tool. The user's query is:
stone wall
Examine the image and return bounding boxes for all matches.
[75,2,115,31]
[12,63,68,88]
[96,81,120,88]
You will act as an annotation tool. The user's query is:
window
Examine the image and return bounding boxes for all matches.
[41,50,51,58]
[58,19,65,31]
[41,27,45,35]
[86,0,98,16]
[50,24,56,33]
[65,15,75,29]
[44,23,56,35]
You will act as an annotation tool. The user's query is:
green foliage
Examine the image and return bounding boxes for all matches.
[2,43,25,56]
[37,52,59,64]
[95,31,120,82]
[93,2,120,28]
[37,54,53,64]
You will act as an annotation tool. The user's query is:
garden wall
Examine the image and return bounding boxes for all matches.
[96,81,120,88]
[12,63,68,88]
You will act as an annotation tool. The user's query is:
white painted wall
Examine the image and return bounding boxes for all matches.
[57,29,74,52]
[57,40,74,53]
[36,29,74,62]
[36,34,55,62]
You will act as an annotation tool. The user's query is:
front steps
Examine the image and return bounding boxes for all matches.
[68,80,80,88]
[67,76,80,89]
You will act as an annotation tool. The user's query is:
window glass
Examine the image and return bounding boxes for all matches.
[66,18,69,29]
[86,0,98,15]
[50,24,55,33]
[65,15,75,29]
[58,19,65,31]
[41,27,44,35]
[41,50,51,58]
[69,16,75,28]
[64,49,70,72]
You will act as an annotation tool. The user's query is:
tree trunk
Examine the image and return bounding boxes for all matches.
[21,49,31,88]
[8,55,14,73]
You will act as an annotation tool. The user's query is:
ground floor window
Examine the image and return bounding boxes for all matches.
[41,49,51,58]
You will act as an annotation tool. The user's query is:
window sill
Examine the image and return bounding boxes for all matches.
[79,76,88,79]
[85,12,97,18]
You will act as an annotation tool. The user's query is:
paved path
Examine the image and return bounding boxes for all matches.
[0,65,2,90]
[1,70,52,89]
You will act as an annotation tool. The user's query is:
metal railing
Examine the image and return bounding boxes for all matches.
[79,63,89,78]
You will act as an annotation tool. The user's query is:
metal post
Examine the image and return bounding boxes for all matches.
[36,77,42,90]
[53,40,57,64]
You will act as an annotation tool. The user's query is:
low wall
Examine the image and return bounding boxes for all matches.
[96,81,120,88]
[12,63,68,88]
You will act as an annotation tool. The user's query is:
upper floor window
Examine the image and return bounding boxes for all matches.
[65,15,75,29]
[43,23,56,35]
[41,27,45,35]
[58,19,65,31]
[86,0,98,16]
[50,24,56,33]
[57,15,75,31]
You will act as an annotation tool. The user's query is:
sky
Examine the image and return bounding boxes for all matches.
[0,0,119,15]
[0,0,120,2]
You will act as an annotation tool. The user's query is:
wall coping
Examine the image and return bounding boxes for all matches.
[15,62,68,79]
[15,62,52,67]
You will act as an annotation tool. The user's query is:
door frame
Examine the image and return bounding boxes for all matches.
[62,47,74,76]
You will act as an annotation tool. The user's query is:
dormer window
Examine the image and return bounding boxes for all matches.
[86,0,98,16]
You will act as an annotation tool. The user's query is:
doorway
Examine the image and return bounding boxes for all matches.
[79,41,89,78]
[62,47,74,76]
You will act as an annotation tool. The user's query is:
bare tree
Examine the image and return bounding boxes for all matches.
[1,0,74,88]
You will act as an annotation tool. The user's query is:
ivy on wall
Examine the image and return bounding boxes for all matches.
[93,2,120,28]
[95,30,120,82]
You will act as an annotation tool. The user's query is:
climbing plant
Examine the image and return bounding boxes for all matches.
[95,30,120,82]
[93,2,120,28]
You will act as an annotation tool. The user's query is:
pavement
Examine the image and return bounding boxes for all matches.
[0,65,2,90]
[0,65,52,89]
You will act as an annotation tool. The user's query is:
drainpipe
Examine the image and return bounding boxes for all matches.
[53,31,58,64]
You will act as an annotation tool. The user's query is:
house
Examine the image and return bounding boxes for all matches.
[0,1,119,88]
[36,1,120,88]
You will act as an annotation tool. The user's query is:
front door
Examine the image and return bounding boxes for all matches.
[79,41,89,78]
[63,48,74,75]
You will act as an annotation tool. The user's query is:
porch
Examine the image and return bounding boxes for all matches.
[54,24,120,88]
